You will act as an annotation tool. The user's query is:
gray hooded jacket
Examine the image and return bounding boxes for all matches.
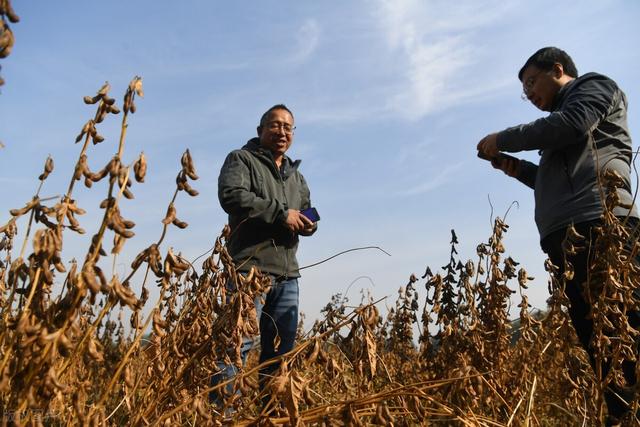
[496,72,638,240]
[218,138,314,278]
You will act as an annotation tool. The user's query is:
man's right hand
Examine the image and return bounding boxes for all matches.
[491,156,520,178]
[284,209,314,233]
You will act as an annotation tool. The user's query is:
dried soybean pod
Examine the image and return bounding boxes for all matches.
[82,265,100,294]
[53,258,66,273]
[93,265,109,293]
[91,166,109,182]
[66,210,80,228]
[73,155,87,180]
[57,332,73,357]
[99,198,112,209]
[172,218,188,229]
[108,157,120,176]
[83,95,100,105]
[42,265,54,285]
[124,365,135,389]
[162,204,176,225]
[5,2,20,23]
[112,234,126,255]
[87,337,104,362]
[307,338,321,364]
[182,181,199,197]
[92,133,104,144]
[38,156,54,181]
[152,309,168,337]
[68,202,86,216]
[75,121,92,143]
[121,219,135,229]
[180,150,190,170]
[111,221,135,239]
[96,107,108,124]
[122,188,134,199]
[10,198,38,217]
[182,149,199,180]
[133,152,147,182]
[97,82,110,96]
[0,27,14,59]
[130,248,148,270]
[132,76,144,97]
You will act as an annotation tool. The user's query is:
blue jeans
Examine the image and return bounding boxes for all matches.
[210,276,299,402]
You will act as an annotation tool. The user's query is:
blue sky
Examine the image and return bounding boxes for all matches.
[2,1,640,324]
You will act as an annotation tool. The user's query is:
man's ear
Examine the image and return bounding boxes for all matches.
[552,62,564,78]
[257,126,262,137]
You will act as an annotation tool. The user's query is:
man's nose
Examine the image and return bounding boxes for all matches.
[526,90,535,102]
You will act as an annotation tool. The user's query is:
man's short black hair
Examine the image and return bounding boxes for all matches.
[518,47,579,81]
[259,104,294,127]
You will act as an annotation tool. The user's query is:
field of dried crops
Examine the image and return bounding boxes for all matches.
[1,78,640,427]
[3,3,640,424]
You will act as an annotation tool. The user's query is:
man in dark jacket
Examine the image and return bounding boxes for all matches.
[477,47,639,424]
[213,104,317,402]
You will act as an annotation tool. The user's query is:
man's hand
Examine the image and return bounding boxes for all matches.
[477,133,499,158]
[299,220,317,236]
[284,209,314,233]
[477,132,520,177]
[492,156,521,178]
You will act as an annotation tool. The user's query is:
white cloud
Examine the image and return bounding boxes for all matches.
[374,0,514,120]
[394,138,434,165]
[391,36,474,119]
[398,161,464,196]
[301,102,388,124]
[286,19,321,65]
[377,0,513,42]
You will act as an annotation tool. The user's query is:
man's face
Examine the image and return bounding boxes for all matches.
[521,64,563,112]
[257,109,294,159]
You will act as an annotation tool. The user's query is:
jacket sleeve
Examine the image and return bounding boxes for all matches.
[516,159,537,189]
[299,173,311,210]
[298,173,318,237]
[496,76,618,152]
[218,151,287,224]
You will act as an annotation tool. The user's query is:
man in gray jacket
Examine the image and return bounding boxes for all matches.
[214,104,317,401]
[477,47,639,424]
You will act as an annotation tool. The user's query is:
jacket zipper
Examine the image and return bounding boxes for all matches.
[272,158,290,280]
[281,177,289,280]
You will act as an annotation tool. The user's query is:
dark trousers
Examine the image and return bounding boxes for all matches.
[541,219,640,420]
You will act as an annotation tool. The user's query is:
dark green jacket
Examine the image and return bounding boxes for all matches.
[218,138,314,278]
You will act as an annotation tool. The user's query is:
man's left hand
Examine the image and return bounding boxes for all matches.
[477,133,499,158]
[299,222,317,236]
[284,209,317,234]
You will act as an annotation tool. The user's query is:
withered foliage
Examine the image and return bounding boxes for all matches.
[1,80,640,427]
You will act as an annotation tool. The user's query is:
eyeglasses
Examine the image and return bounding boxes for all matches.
[520,69,547,100]
[265,121,295,134]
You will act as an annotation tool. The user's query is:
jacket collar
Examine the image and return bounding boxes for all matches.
[551,72,600,111]
[551,79,575,111]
